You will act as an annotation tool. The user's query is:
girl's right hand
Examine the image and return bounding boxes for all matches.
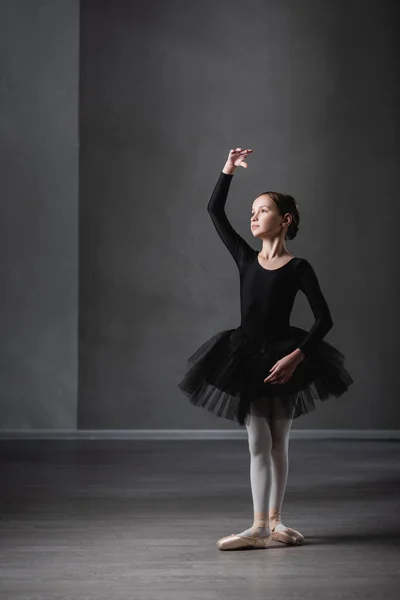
[224,147,253,172]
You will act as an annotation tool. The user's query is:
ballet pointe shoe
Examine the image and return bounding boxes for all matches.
[216,532,273,551]
[269,510,305,545]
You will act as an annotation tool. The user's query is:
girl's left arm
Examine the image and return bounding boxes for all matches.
[294,259,334,357]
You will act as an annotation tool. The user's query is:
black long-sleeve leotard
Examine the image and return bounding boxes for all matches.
[207,171,333,357]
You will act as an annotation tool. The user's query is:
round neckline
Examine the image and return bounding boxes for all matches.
[256,254,297,272]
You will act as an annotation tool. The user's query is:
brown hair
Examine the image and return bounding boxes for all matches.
[258,191,300,240]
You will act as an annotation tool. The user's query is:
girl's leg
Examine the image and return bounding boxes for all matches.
[268,411,293,528]
[268,399,304,543]
[236,403,273,538]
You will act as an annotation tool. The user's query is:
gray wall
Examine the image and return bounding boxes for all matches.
[78,0,399,429]
[0,0,79,428]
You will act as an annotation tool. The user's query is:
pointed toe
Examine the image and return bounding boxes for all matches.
[271,527,304,545]
[216,533,272,550]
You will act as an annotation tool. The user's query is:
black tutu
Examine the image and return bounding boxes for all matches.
[178,326,354,426]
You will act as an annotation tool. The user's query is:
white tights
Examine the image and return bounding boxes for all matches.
[237,400,293,538]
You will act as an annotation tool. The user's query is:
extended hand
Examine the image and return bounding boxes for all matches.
[226,147,253,169]
[263,354,300,384]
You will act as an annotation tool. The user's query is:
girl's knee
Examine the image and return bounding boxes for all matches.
[246,419,272,456]
[270,418,293,450]
[248,436,271,457]
[271,439,289,454]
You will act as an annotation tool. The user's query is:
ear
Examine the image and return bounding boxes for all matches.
[283,214,292,226]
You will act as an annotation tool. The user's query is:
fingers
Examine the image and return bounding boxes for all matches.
[264,370,288,384]
[266,377,287,384]
[264,372,278,383]
[264,367,277,382]
[230,148,253,154]
[229,148,253,168]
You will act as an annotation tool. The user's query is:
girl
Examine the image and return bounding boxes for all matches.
[178,148,354,550]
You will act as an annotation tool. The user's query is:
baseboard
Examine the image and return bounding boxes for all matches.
[0,429,399,440]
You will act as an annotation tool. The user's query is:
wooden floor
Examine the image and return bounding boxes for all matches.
[0,438,399,599]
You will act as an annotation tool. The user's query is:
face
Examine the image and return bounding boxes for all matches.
[250,194,291,238]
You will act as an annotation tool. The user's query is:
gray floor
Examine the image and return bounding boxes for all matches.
[0,439,399,600]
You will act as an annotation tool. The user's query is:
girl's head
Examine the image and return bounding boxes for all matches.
[251,191,300,241]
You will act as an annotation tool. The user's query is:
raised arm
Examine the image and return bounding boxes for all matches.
[294,259,334,356]
[207,149,255,270]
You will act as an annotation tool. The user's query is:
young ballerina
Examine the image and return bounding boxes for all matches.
[178,148,354,550]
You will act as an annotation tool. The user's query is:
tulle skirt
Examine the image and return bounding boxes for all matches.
[178,326,354,426]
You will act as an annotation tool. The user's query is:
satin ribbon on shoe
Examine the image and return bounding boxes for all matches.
[216,532,272,550]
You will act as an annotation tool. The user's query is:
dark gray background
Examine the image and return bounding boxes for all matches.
[0,0,79,429]
[1,0,398,431]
